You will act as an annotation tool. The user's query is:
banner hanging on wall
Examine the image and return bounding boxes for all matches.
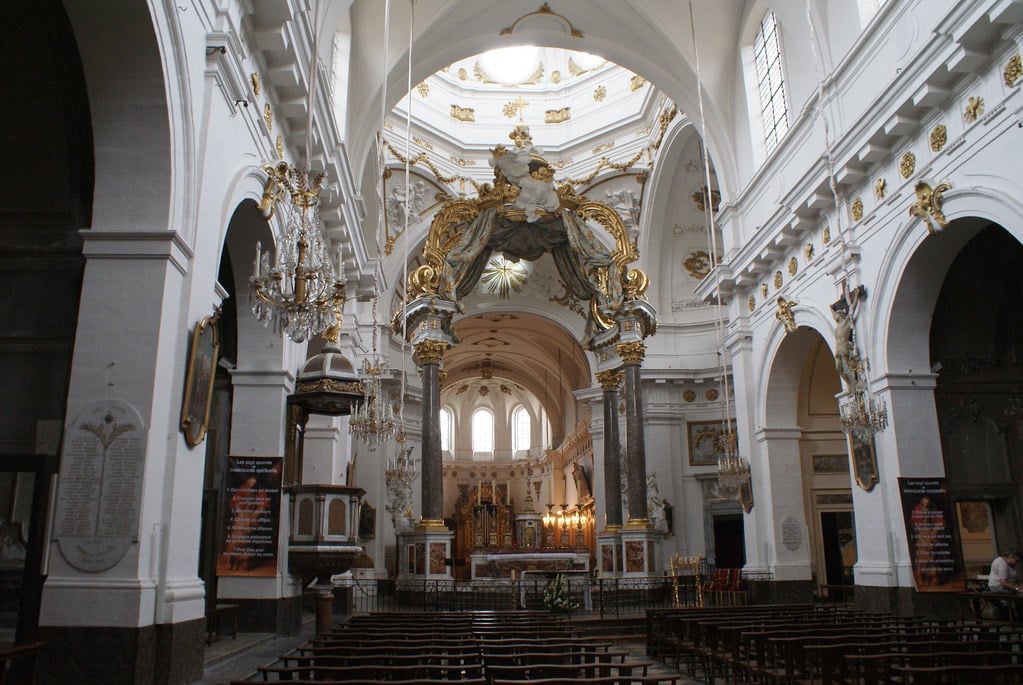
[898,477,965,592]
[216,456,282,577]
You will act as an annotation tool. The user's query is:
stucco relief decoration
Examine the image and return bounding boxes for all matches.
[605,189,640,231]
[416,82,429,97]
[593,85,607,102]
[385,181,431,251]
[775,297,797,333]
[250,72,261,96]
[873,178,886,201]
[1005,53,1022,87]
[908,180,953,234]
[773,271,783,290]
[748,295,756,312]
[850,197,864,222]
[450,104,476,122]
[963,96,984,122]
[822,226,831,244]
[263,103,273,130]
[761,283,769,298]
[804,244,815,262]
[900,152,916,179]
[929,125,947,152]
[683,251,716,280]
[787,257,798,276]
[682,390,696,402]
[691,186,721,213]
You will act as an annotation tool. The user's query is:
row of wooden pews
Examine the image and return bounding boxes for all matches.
[234,610,677,684]
[647,604,1023,684]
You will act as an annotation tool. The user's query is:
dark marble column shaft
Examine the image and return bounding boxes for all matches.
[420,360,442,522]
[623,362,648,521]
[603,386,623,527]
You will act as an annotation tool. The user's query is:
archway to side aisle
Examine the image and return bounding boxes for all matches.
[760,325,852,598]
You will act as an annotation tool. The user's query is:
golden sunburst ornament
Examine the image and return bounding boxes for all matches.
[480,254,528,299]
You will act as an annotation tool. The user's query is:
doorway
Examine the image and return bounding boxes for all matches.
[819,509,856,598]
[713,514,746,569]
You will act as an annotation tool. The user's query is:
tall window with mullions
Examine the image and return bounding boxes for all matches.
[753,11,789,152]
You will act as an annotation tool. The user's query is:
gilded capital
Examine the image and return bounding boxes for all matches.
[595,369,623,392]
[616,341,646,365]
[414,339,450,365]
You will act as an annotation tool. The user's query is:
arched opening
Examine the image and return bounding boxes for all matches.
[931,223,1023,573]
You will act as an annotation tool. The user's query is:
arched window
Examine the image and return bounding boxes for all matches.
[513,405,531,455]
[440,407,453,454]
[472,408,494,456]
[752,11,789,152]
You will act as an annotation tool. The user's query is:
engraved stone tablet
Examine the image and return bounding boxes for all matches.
[781,515,802,552]
[54,400,146,572]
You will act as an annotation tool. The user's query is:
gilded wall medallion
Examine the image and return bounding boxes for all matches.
[593,85,607,102]
[775,297,797,332]
[683,251,714,279]
[250,72,261,96]
[630,75,646,91]
[706,388,719,401]
[748,295,756,312]
[457,68,468,80]
[873,178,886,201]
[899,151,916,179]
[263,103,273,131]
[930,124,947,152]
[1004,53,1021,88]
[850,197,863,222]
[804,243,815,261]
[787,256,798,276]
[683,390,696,402]
[416,82,429,97]
[963,96,984,122]
[275,135,284,160]
[761,283,768,298]
[822,226,831,244]
[544,107,571,124]
[773,271,783,289]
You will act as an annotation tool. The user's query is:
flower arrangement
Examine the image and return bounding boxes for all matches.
[542,573,579,614]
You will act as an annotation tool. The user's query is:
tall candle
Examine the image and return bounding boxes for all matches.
[254,241,261,278]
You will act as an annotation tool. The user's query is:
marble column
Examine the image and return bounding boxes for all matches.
[415,339,449,526]
[596,370,623,528]
[617,341,648,524]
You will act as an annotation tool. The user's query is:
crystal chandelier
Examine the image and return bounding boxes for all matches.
[384,432,419,530]
[840,382,889,441]
[716,431,750,500]
[349,356,398,451]
[251,162,346,343]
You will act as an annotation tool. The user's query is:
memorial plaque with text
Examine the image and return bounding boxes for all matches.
[53,400,146,572]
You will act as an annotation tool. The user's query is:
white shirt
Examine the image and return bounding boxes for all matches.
[988,556,1019,591]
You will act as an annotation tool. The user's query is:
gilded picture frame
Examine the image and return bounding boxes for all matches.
[180,311,220,448]
[687,419,736,466]
[847,433,879,492]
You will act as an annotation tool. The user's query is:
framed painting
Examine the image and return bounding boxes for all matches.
[180,311,220,448]
[687,419,736,466]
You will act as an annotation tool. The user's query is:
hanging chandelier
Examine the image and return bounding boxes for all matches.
[384,431,419,527]
[839,380,889,441]
[251,162,345,343]
[716,431,750,500]
[349,356,398,451]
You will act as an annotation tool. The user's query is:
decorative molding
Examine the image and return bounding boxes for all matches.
[500,2,583,38]
[822,226,831,244]
[263,103,273,131]
[544,107,571,124]
[415,82,429,97]
[775,297,797,333]
[592,140,615,154]
[760,283,769,298]
[630,75,646,91]
[899,151,916,179]
[908,180,952,234]
[850,197,863,222]
[595,370,623,392]
[450,104,475,122]
[929,124,947,152]
[787,256,798,276]
[691,186,721,213]
[963,96,984,122]
[616,341,646,365]
[275,135,284,160]
[747,295,756,312]
[873,178,886,200]
[1005,53,1022,88]
[414,340,450,365]
[804,243,815,261]
[773,271,783,290]
[250,72,261,96]
[683,251,715,279]
[593,85,607,102]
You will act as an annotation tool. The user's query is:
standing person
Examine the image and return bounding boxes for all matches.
[988,551,1021,593]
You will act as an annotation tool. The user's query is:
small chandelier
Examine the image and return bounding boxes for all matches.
[251,162,346,343]
[349,357,398,451]
[840,384,889,441]
[716,431,750,500]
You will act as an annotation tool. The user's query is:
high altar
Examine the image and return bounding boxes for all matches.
[452,481,592,581]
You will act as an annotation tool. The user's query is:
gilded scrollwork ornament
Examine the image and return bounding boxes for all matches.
[963,96,984,123]
[414,339,450,365]
[899,152,916,179]
[908,180,953,234]
[929,124,947,152]
[850,197,864,222]
[775,297,797,333]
